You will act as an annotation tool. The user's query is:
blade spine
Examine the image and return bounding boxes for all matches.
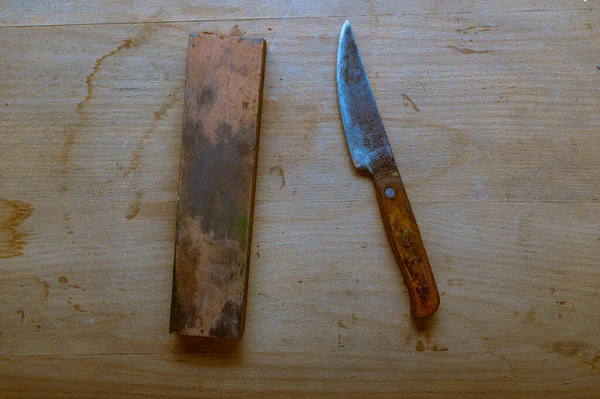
[337,21,365,171]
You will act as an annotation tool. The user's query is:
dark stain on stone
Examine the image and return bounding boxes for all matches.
[209,300,242,338]
[58,276,68,284]
[197,85,215,109]
[17,309,24,322]
[169,256,200,333]
[208,246,242,284]
[185,120,252,243]
[234,216,249,250]
[415,340,426,351]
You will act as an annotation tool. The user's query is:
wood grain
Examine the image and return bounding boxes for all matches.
[1,350,599,398]
[1,0,596,27]
[374,173,440,318]
[0,4,599,397]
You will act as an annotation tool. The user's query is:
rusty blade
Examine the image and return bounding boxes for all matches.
[337,20,396,176]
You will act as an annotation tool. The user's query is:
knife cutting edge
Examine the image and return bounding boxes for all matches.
[336,20,440,318]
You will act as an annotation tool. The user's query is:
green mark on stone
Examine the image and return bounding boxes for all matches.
[235,216,249,249]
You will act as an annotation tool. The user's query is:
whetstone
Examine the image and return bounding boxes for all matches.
[170,34,266,338]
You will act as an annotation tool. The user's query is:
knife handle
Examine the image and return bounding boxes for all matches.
[373,173,440,318]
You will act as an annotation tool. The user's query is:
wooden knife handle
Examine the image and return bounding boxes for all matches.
[373,173,440,318]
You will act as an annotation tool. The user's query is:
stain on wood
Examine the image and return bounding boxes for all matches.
[373,174,440,318]
[401,93,420,112]
[60,38,138,176]
[269,165,286,188]
[1,7,600,395]
[125,191,143,220]
[0,198,34,259]
[170,34,266,338]
[447,45,494,54]
[415,340,426,351]
[229,24,246,37]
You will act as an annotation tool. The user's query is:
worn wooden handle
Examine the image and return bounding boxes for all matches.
[373,172,440,318]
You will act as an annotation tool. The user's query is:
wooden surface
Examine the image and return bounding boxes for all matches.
[0,0,599,397]
[171,34,265,338]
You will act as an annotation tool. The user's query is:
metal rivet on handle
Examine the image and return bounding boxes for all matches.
[385,187,395,199]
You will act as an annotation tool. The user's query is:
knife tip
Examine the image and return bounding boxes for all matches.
[340,20,352,41]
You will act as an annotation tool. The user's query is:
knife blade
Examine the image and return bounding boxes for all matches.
[337,20,440,318]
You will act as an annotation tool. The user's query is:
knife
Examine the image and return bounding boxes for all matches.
[336,20,440,318]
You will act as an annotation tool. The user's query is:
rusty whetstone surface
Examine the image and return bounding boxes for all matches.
[169,34,266,338]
